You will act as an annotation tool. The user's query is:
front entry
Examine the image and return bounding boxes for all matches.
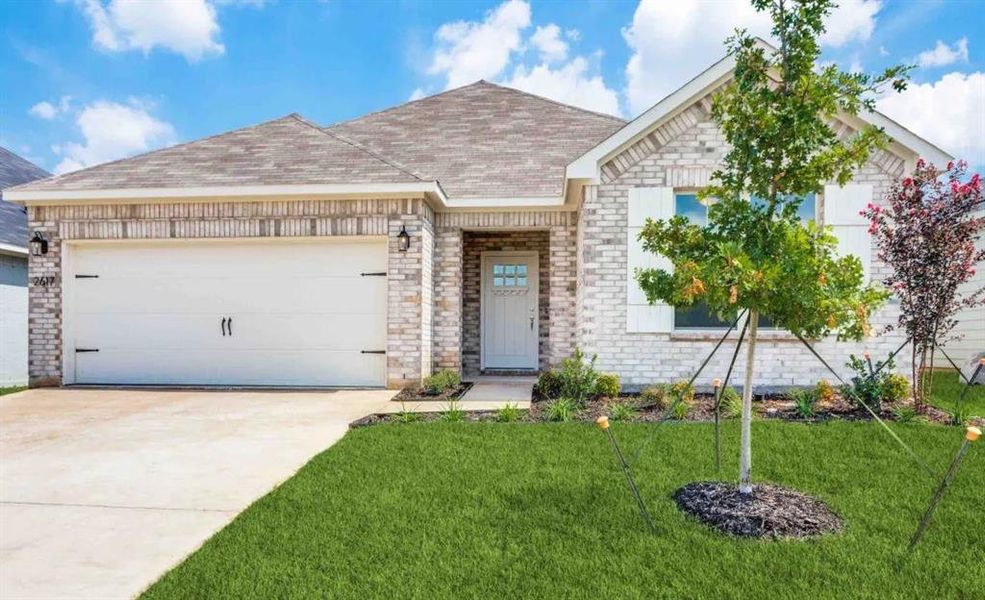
[480,252,539,370]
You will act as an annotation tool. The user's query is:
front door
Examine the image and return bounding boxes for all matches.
[481,252,538,370]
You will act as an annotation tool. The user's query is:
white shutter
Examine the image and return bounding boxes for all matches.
[627,187,675,332]
[824,184,873,281]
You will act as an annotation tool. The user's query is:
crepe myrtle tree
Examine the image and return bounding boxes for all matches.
[863,160,985,406]
[636,0,908,495]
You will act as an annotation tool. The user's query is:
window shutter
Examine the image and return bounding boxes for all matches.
[627,187,675,332]
[824,184,873,281]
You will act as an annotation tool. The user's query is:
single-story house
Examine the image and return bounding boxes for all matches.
[6,47,959,390]
[0,148,50,387]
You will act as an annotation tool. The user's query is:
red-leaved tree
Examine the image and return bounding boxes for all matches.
[862,159,985,405]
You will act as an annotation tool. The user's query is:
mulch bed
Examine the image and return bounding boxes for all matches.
[390,382,473,404]
[673,481,844,539]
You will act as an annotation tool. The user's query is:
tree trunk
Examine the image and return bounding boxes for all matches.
[739,310,759,495]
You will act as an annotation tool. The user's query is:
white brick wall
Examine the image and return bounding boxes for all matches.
[579,116,910,389]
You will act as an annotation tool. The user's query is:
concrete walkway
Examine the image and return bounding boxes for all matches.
[0,388,396,599]
[459,376,535,407]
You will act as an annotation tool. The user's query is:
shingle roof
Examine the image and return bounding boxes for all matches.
[0,147,50,248]
[329,81,626,198]
[13,114,422,193]
[9,82,627,200]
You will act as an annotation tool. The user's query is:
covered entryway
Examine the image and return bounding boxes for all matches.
[481,251,539,369]
[64,237,387,387]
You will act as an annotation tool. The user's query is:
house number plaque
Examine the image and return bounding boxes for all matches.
[32,276,56,287]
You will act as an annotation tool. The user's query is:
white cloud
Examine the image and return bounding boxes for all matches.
[505,55,620,116]
[76,0,224,61]
[916,38,969,68]
[28,95,72,120]
[408,87,427,101]
[622,0,885,117]
[879,45,890,57]
[427,0,531,88]
[878,72,985,168]
[530,24,567,63]
[623,0,771,116]
[819,0,881,47]
[53,99,177,174]
[29,101,57,120]
[418,0,620,116]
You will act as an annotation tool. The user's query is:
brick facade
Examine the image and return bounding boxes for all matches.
[579,113,910,389]
[27,198,432,389]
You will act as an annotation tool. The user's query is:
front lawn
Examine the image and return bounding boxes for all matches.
[143,421,983,599]
[925,369,985,417]
[0,386,27,396]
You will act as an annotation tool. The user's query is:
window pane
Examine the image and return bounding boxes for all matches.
[517,264,528,275]
[505,265,516,275]
[797,192,816,223]
[504,277,515,287]
[675,302,734,329]
[493,277,504,287]
[517,277,527,287]
[675,193,708,225]
[493,264,504,275]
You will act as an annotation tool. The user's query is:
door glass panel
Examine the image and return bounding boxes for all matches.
[492,263,530,288]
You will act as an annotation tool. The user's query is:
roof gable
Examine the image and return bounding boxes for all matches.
[0,148,49,250]
[13,114,422,195]
[569,40,952,183]
[328,81,626,199]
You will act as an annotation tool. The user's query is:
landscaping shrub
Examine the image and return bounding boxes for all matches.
[440,401,464,423]
[423,370,461,395]
[556,348,599,406]
[608,400,637,422]
[594,373,621,398]
[533,370,562,401]
[815,379,836,403]
[544,398,576,422]
[395,403,421,424]
[843,354,901,409]
[669,380,695,404]
[639,385,669,409]
[495,403,522,423]
[882,374,910,403]
[892,405,925,425]
[721,390,743,419]
[671,398,692,420]
[787,388,818,419]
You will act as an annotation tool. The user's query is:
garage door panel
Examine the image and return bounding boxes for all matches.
[74,241,386,278]
[225,314,385,351]
[68,238,388,386]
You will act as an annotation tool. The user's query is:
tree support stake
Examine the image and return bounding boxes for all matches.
[597,417,656,534]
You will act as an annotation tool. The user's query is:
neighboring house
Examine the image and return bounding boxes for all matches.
[6,46,956,390]
[0,148,50,387]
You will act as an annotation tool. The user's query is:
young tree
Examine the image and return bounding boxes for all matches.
[862,161,985,406]
[636,0,909,495]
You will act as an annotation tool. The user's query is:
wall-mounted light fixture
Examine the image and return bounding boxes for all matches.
[30,232,48,256]
[397,226,410,252]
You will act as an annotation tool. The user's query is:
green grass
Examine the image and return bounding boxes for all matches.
[0,386,27,396]
[143,422,984,599]
[924,369,985,416]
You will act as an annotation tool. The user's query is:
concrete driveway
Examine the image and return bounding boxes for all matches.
[0,388,395,599]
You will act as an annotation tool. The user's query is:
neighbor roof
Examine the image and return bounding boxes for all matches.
[0,147,50,249]
[13,114,423,194]
[329,81,626,199]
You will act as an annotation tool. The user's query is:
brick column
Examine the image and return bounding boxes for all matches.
[432,228,463,373]
[549,216,578,367]
[26,207,62,387]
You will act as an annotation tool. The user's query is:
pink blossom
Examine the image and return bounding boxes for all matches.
[916,158,926,169]
[947,161,954,171]
[902,177,913,187]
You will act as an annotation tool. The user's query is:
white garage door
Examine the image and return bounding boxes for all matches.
[66,238,387,387]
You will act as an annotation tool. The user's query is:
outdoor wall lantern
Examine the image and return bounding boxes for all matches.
[30,232,48,256]
[397,226,410,252]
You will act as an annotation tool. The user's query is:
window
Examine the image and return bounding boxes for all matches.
[751,192,817,223]
[674,193,735,329]
[492,263,528,288]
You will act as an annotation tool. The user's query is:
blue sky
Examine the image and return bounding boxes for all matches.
[1,0,983,175]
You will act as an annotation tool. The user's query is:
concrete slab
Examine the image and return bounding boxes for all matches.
[0,388,395,599]
[458,376,534,407]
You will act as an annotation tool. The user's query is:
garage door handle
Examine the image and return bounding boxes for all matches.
[227,317,232,336]
[361,350,386,354]
[221,317,227,336]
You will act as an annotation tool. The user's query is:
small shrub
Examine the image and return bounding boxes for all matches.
[882,374,910,403]
[594,373,621,398]
[844,354,894,409]
[395,402,421,423]
[544,398,577,422]
[639,385,669,409]
[423,370,461,395]
[671,398,692,420]
[892,404,925,425]
[609,400,638,421]
[721,390,743,419]
[534,370,563,400]
[669,379,696,405]
[815,379,836,403]
[787,388,818,419]
[950,404,970,426]
[440,400,464,422]
[496,403,522,422]
[556,348,599,406]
